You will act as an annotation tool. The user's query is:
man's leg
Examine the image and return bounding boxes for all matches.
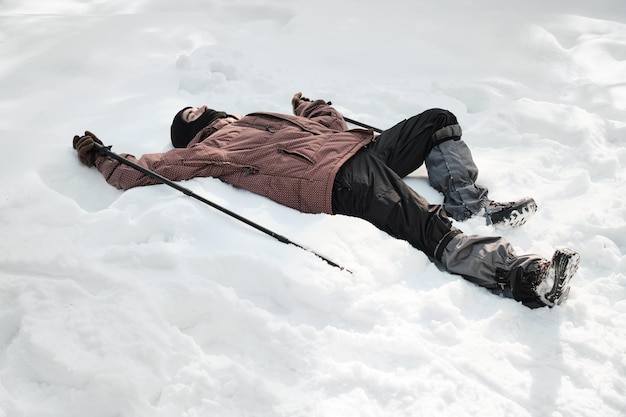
[440,233,580,308]
[426,140,537,226]
[424,139,489,221]
[371,108,536,225]
[369,108,458,177]
[439,233,544,304]
[332,149,578,308]
[332,149,458,259]
[370,108,490,220]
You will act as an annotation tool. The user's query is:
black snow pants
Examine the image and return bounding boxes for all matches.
[332,108,464,260]
[331,108,546,307]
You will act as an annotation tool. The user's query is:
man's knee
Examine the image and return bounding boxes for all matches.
[421,108,462,148]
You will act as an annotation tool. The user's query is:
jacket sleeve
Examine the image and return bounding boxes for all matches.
[94,145,254,190]
[293,99,348,131]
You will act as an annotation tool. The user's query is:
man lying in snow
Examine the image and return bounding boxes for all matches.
[72,93,580,308]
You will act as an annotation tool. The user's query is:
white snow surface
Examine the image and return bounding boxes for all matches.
[1,1,626,416]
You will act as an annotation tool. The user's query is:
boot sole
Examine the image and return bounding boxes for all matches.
[541,248,580,306]
[489,198,538,228]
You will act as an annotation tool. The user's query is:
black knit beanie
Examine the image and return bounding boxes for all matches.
[170,107,229,148]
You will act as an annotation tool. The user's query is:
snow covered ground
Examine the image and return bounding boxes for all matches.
[1,0,626,416]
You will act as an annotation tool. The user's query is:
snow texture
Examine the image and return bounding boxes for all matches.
[1,1,625,416]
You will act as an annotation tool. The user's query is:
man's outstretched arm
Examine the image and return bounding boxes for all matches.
[72,131,255,190]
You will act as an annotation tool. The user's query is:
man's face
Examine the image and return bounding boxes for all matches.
[182,106,208,123]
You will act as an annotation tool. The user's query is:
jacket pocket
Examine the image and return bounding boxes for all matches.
[277,148,314,164]
[244,166,259,175]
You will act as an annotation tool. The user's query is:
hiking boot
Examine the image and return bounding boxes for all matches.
[484,197,537,227]
[508,248,580,308]
[534,248,581,306]
[506,248,580,308]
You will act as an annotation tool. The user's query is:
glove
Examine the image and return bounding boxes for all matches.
[72,130,104,167]
[291,92,311,112]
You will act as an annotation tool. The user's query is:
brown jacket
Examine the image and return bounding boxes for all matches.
[95,100,374,214]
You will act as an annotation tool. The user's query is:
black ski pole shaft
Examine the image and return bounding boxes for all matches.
[92,143,350,273]
[343,116,383,133]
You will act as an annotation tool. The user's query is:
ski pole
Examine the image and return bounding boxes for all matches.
[92,142,351,273]
[343,116,383,133]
